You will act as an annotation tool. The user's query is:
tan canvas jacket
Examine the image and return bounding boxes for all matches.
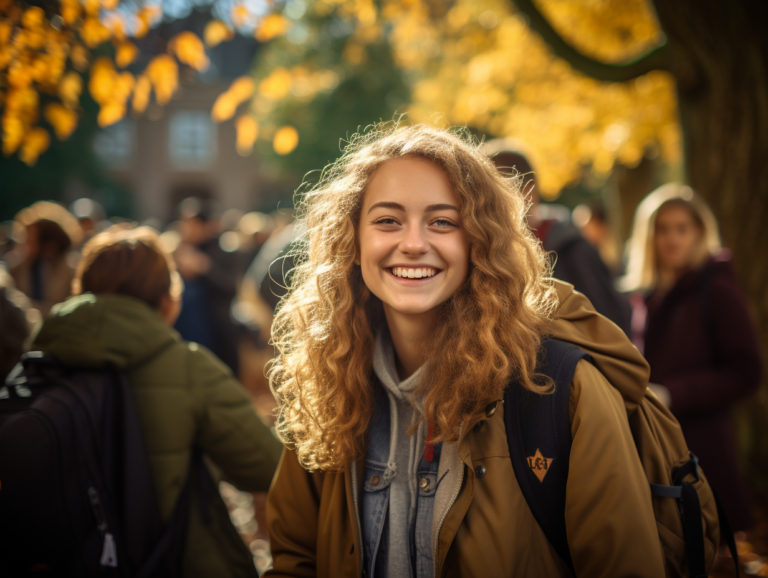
[265,281,670,578]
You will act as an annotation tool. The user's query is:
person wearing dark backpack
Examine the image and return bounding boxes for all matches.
[262,124,720,578]
[622,184,763,534]
[18,226,282,576]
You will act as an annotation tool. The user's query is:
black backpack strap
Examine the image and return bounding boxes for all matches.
[504,338,591,573]
[650,453,740,578]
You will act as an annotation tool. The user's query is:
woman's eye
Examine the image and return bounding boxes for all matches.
[432,218,457,228]
[374,218,399,225]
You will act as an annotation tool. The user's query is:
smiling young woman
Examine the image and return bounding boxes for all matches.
[265,124,671,578]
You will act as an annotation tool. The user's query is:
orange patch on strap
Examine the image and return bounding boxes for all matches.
[527,448,554,482]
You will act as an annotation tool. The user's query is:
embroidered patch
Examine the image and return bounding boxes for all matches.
[527,448,554,482]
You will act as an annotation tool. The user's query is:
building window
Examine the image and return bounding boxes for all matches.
[94,119,135,167]
[169,111,217,169]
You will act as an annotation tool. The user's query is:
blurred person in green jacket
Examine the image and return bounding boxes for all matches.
[32,226,282,577]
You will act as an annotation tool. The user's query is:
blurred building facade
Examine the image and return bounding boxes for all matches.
[92,21,277,222]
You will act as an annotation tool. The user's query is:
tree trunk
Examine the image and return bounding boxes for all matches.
[653,0,768,487]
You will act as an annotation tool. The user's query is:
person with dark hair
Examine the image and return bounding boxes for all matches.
[173,197,242,375]
[485,146,632,335]
[6,202,83,316]
[32,226,282,577]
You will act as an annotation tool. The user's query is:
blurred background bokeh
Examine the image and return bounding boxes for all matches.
[2,0,767,575]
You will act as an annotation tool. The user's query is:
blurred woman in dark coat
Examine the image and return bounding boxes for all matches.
[623,183,763,532]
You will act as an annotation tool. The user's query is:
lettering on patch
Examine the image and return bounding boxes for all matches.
[527,448,554,482]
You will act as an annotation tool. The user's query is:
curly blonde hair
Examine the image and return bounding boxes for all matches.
[269,123,557,471]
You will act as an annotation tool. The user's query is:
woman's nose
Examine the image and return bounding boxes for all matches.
[399,224,429,255]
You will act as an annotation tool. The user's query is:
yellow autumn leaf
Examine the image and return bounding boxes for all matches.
[134,6,161,39]
[0,19,13,45]
[115,41,138,67]
[70,44,89,71]
[229,76,255,101]
[6,87,39,123]
[169,31,209,72]
[231,5,250,28]
[255,14,289,42]
[146,54,177,104]
[44,103,78,140]
[211,93,237,123]
[204,20,234,47]
[132,74,151,115]
[83,0,100,15]
[22,7,44,30]
[98,100,125,126]
[2,116,25,156]
[107,16,126,42]
[88,57,116,105]
[273,125,298,155]
[19,126,50,166]
[100,0,120,11]
[59,71,82,107]
[60,0,81,26]
[235,115,258,155]
[113,71,134,102]
[81,17,111,48]
[259,67,292,100]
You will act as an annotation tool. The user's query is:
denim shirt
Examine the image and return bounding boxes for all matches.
[360,387,443,578]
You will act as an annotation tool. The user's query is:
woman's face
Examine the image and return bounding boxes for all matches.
[358,156,470,318]
[654,204,703,271]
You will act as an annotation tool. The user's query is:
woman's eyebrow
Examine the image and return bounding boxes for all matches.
[425,203,459,212]
[366,202,460,214]
[367,201,405,213]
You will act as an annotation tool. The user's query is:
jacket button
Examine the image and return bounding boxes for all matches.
[475,465,486,478]
[370,474,381,486]
[419,478,430,491]
[485,401,499,418]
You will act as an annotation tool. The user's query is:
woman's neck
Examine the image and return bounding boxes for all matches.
[383,306,435,381]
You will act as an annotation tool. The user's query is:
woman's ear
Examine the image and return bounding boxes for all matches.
[157,293,182,327]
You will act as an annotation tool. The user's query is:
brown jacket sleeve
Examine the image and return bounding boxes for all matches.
[565,361,665,578]
[264,448,323,578]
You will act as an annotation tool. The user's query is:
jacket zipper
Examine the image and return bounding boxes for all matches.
[350,460,365,576]
[432,424,464,578]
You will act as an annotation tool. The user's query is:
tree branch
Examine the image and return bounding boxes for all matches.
[512,0,672,82]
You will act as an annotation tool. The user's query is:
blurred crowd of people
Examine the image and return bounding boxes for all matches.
[0,145,763,574]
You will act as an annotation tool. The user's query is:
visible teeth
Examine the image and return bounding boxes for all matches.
[392,267,438,278]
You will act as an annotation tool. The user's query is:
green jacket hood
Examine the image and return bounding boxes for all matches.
[33,293,179,370]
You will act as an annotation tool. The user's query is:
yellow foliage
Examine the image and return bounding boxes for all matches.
[2,116,25,155]
[19,126,49,165]
[211,76,254,122]
[115,41,138,67]
[169,31,209,71]
[44,103,77,139]
[0,19,12,45]
[70,44,89,71]
[134,6,161,39]
[235,114,258,155]
[146,54,177,104]
[21,7,44,30]
[394,0,680,197]
[132,74,151,115]
[88,57,116,105]
[100,0,120,11]
[97,100,125,126]
[273,125,298,155]
[204,20,234,47]
[259,67,292,100]
[231,5,250,28]
[81,17,110,48]
[60,0,81,26]
[255,14,289,42]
